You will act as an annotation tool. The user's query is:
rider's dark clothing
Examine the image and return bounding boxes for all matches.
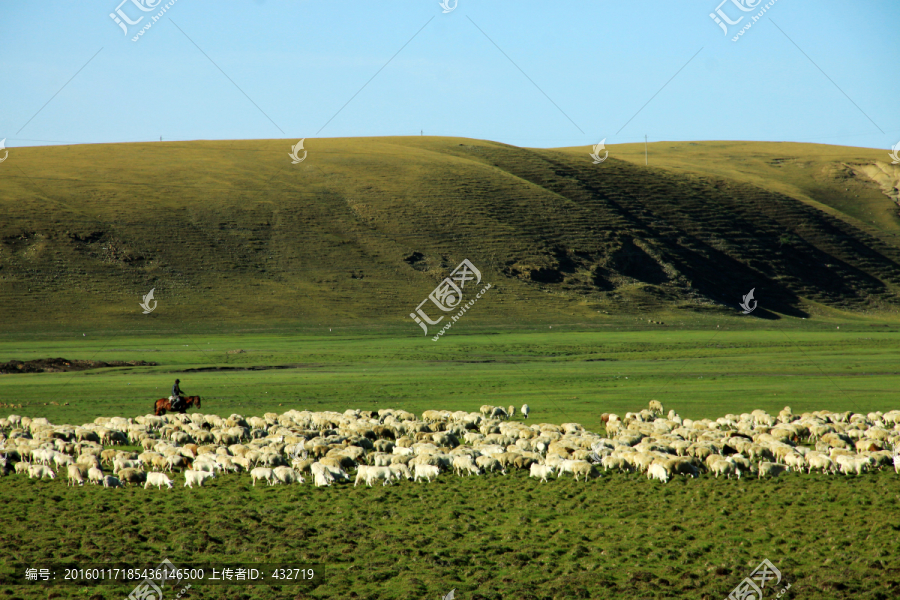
[172,382,184,410]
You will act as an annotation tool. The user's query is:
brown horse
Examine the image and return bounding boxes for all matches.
[153,396,201,416]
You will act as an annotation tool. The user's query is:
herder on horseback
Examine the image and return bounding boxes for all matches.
[169,379,185,412]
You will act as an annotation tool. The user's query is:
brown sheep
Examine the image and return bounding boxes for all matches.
[118,468,146,486]
[513,455,537,470]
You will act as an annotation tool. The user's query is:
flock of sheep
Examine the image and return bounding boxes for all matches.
[1,399,899,491]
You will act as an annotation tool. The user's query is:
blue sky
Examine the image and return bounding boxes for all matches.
[2,1,898,150]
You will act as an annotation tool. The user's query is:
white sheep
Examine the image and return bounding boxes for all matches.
[414,463,440,483]
[709,459,735,479]
[388,464,412,482]
[491,407,508,420]
[647,463,669,483]
[521,404,530,420]
[529,463,554,483]
[113,457,140,475]
[836,455,870,476]
[87,467,105,484]
[475,455,506,475]
[310,462,335,487]
[53,453,74,471]
[362,466,395,487]
[144,472,174,489]
[184,470,215,488]
[28,465,56,480]
[67,464,85,486]
[273,466,303,485]
[806,453,835,475]
[452,455,481,477]
[250,467,275,486]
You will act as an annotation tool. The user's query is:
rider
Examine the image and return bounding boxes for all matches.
[171,379,185,411]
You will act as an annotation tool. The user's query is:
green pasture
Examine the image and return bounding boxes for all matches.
[1,322,898,428]
[1,449,899,600]
[2,323,900,599]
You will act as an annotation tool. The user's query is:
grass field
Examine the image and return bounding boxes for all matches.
[2,324,900,599]
[3,136,900,599]
[3,321,900,428]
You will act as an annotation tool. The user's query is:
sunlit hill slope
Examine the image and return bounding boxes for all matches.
[1,137,899,329]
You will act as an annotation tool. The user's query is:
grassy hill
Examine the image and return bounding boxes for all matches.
[2,137,899,331]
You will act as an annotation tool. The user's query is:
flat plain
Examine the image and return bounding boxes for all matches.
[2,324,900,600]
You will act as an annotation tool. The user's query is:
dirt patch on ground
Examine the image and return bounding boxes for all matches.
[0,358,157,374]
[181,364,310,373]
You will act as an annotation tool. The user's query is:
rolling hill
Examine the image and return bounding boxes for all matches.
[1,137,899,330]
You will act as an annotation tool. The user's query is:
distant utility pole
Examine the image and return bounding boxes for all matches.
[645,135,648,166]
[420,130,423,136]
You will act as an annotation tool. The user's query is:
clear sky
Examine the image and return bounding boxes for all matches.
[2,1,898,150]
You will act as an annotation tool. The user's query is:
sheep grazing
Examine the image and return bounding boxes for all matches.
[273,466,303,485]
[836,455,870,476]
[354,466,394,487]
[101,475,122,488]
[9,404,900,498]
[387,464,412,482]
[87,467,105,485]
[757,462,789,479]
[452,455,481,477]
[806,453,835,475]
[118,468,146,486]
[310,463,335,487]
[66,464,85,486]
[529,463,554,483]
[145,472,174,490]
[250,467,275,486]
[184,470,216,488]
[414,463,440,483]
[709,459,736,479]
[28,465,56,480]
[570,461,598,482]
[647,463,670,484]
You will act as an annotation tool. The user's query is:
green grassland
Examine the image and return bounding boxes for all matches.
[3,324,900,427]
[2,458,898,600]
[2,327,900,599]
[3,137,900,599]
